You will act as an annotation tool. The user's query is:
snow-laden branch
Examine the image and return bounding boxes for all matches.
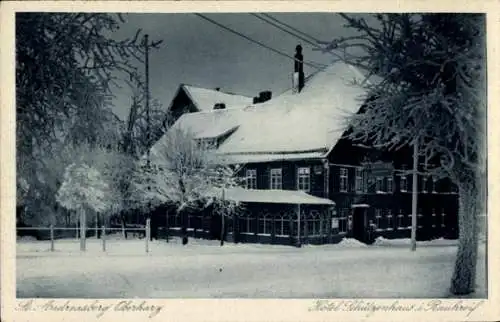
[322,13,485,181]
[130,128,243,215]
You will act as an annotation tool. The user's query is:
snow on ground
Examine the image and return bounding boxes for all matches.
[373,237,461,247]
[16,237,486,299]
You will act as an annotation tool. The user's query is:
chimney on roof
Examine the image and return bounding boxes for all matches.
[293,45,305,93]
[258,91,272,103]
[252,91,272,104]
[213,103,226,110]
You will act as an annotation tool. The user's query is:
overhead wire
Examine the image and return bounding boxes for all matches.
[252,13,344,62]
[193,13,326,70]
[260,13,322,43]
[250,13,321,49]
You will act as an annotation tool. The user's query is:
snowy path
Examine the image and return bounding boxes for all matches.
[16,238,486,299]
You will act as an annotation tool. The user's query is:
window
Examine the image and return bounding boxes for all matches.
[399,174,408,192]
[276,212,291,237]
[397,209,405,230]
[376,177,384,193]
[387,176,393,193]
[431,209,437,228]
[245,169,257,189]
[270,168,282,190]
[432,178,437,193]
[441,209,446,227]
[375,209,383,231]
[355,168,364,193]
[386,209,393,230]
[324,211,332,234]
[258,213,272,235]
[308,211,321,236]
[297,167,310,191]
[238,211,253,234]
[417,213,423,228]
[198,138,217,150]
[338,208,348,233]
[340,168,348,192]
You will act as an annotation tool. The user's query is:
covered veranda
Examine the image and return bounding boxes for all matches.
[223,188,336,246]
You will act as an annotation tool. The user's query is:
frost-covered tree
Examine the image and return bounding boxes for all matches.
[131,128,241,244]
[57,163,112,213]
[50,144,132,217]
[322,13,485,295]
[122,88,170,158]
[56,163,111,250]
[16,13,160,223]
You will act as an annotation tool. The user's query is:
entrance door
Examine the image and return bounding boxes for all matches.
[352,207,367,243]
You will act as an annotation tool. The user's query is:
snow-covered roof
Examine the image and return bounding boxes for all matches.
[194,124,239,140]
[181,85,253,112]
[224,187,335,205]
[154,62,377,164]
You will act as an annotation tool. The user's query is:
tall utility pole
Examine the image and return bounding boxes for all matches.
[410,139,419,251]
[144,34,153,241]
[145,34,151,169]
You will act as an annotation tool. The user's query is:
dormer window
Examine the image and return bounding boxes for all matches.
[197,138,217,150]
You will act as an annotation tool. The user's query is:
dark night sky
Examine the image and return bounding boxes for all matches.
[109,13,366,120]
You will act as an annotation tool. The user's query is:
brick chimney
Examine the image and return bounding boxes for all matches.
[253,91,272,104]
[293,45,305,93]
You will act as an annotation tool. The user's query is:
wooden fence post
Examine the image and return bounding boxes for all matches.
[80,209,86,252]
[102,225,106,252]
[95,218,98,239]
[146,219,151,253]
[50,224,54,252]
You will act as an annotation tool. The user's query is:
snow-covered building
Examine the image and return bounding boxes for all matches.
[164,84,254,127]
[150,46,459,245]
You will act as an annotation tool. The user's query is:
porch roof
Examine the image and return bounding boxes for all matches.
[224,187,335,205]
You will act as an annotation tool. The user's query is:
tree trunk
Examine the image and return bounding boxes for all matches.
[121,214,127,239]
[220,214,225,246]
[181,209,188,245]
[80,208,86,251]
[450,181,479,295]
[96,213,102,239]
[165,209,170,243]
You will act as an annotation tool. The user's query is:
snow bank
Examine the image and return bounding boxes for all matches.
[336,238,369,248]
[373,237,458,247]
[17,236,37,242]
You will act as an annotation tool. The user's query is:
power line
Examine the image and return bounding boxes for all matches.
[254,13,343,61]
[251,13,320,48]
[194,13,326,69]
[261,13,322,43]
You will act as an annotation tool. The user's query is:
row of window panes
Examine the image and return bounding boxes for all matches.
[245,167,310,191]
[396,175,457,193]
[245,167,457,193]
[374,209,446,231]
[239,211,327,236]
